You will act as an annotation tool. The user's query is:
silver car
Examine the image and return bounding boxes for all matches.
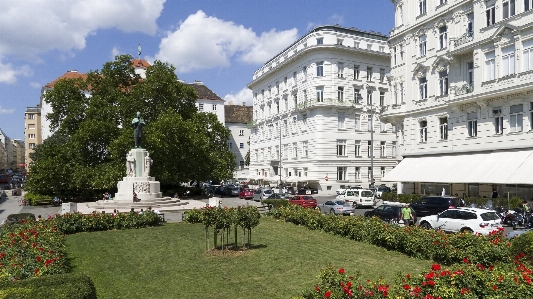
[253,188,273,201]
[317,200,354,215]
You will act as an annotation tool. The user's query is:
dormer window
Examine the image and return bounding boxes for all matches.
[317,37,324,45]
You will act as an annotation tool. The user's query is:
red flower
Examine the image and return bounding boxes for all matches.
[493,285,498,290]
[463,257,470,264]
[406,273,411,279]
[428,280,435,286]
[403,284,410,290]
[36,256,42,262]
[347,281,352,288]
[315,285,320,292]
[431,264,441,271]
[324,291,332,298]
[338,268,345,274]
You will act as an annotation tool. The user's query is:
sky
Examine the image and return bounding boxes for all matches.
[0,0,394,140]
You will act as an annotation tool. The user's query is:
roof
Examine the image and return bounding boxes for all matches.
[224,105,253,123]
[188,82,224,102]
[44,71,88,89]
[131,58,150,68]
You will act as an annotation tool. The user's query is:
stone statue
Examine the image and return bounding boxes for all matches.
[132,111,146,148]
[144,153,153,177]
[126,152,135,177]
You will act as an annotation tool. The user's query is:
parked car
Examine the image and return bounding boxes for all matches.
[418,207,503,236]
[364,204,417,225]
[225,187,239,197]
[374,186,391,199]
[238,188,254,200]
[289,195,317,209]
[317,200,354,215]
[337,189,374,208]
[253,188,273,202]
[265,193,285,200]
[410,196,463,217]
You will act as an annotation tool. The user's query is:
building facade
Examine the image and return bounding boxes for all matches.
[190,81,226,125]
[248,25,397,194]
[24,106,42,168]
[382,0,533,198]
[225,104,253,181]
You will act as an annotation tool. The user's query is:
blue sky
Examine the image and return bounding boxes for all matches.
[0,0,394,140]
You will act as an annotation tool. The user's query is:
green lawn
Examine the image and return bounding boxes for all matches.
[65,217,432,299]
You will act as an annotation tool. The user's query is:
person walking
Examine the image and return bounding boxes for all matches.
[401,204,413,227]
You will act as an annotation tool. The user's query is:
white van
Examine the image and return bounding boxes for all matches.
[337,189,374,208]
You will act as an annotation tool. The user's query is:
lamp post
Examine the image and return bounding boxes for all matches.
[268,122,283,195]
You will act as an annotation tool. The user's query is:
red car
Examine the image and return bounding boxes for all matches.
[239,188,254,200]
[289,195,317,209]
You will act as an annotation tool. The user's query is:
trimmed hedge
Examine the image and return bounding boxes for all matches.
[0,273,96,299]
[262,199,291,211]
[382,193,523,209]
[511,231,533,264]
[4,213,36,225]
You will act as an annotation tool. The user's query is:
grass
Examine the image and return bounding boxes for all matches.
[65,217,432,299]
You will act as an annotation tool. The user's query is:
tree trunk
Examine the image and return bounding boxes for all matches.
[234,224,238,248]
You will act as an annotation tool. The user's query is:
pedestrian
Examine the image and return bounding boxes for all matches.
[491,189,499,198]
[133,192,139,202]
[401,204,413,226]
[36,215,42,221]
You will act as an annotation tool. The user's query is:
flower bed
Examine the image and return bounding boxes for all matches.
[270,205,512,266]
[295,256,533,299]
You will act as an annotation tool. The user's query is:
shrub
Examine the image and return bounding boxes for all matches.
[0,273,96,299]
[262,199,291,211]
[511,231,533,264]
[3,213,36,226]
[382,193,421,203]
[23,193,52,206]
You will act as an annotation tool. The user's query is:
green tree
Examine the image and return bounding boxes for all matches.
[27,55,234,197]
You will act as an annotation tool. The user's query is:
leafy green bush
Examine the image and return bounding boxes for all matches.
[511,231,533,264]
[270,205,512,266]
[465,196,522,209]
[0,273,96,299]
[23,192,52,206]
[262,199,291,211]
[382,193,421,203]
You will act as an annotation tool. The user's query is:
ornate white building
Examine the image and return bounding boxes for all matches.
[382,0,533,198]
[248,25,397,194]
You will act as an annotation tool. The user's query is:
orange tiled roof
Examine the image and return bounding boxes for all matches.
[188,82,224,102]
[44,71,88,89]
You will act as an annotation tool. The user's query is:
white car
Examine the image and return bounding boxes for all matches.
[418,207,503,236]
[337,189,374,208]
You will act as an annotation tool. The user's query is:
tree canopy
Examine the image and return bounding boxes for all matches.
[26,55,234,197]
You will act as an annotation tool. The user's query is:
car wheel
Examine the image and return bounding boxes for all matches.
[420,222,432,229]
[461,228,473,234]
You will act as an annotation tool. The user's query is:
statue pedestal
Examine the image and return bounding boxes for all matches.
[115,148,162,201]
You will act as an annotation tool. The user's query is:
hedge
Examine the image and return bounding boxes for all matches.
[382,193,523,209]
[4,213,36,226]
[0,273,96,299]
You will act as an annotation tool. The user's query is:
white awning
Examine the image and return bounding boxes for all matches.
[382,150,533,184]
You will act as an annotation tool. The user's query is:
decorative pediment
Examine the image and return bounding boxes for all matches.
[431,56,452,72]
[433,17,452,29]
[491,25,519,43]
[412,63,428,78]
[415,27,427,37]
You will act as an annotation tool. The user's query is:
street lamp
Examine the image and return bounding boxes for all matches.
[356,91,375,188]
[268,122,282,195]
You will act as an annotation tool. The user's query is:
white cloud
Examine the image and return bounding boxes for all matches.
[329,14,344,26]
[29,82,42,89]
[155,10,298,73]
[0,105,15,114]
[0,0,165,62]
[224,88,253,107]
[111,47,121,60]
[0,60,32,84]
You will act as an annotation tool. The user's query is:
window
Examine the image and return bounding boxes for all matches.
[439,0,447,4]
[367,44,373,50]
[393,47,397,66]
[355,140,361,157]
[396,4,403,26]
[355,114,361,130]
[293,94,298,107]
[283,144,288,159]
[316,61,324,76]
[530,102,533,130]
[28,124,35,129]
[239,129,244,136]
[380,121,387,132]
[379,46,385,52]
[198,103,204,111]
[293,143,298,159]
[337,140,347,156]
[392,142,397,157]
[337,38,344,45]
[380,142,386,157]
[355,167,361,180]
[338,112,345,129]
[302,114,308,130]
[467,62,474,85]
[367,141,373,157]
[367,114,373,132]
[419,35,427,57]
[303,66,308,78]
[419,121,427,142]
[338,87,344,101]
[354,41,360,48]
[439,118,448,140]
[212,104,217,111]
[354,89,362,103]
[228,142,233,149]
[29,143,35,149]
[419,0,426,15]
[527,0,533,11]
[293,71,297,85]
[380,167,386,178]
[419,77,428,100]
[467,13,474,33]
[302,141,308,157]
[379,91,385,106]
[317,37,324,45]
[510,104,523,132]
[239,143,244,149]
[239,161,245,167]
[439,26,447,49]
[379,68,385,82]
[354,65,360,79]
[524,39,533,71]
[316,87,324,102]
[502,0,515,19]
[337,167,347,181]
[494,114,503,135]
[400,83,404,103]
[368,167,373,179]
[439,71,449,95]
[485,51,495,81]
[367,91,373,105]
[502,46,515,76]
[27,114,35,119]
[28,133,36,139]
[366,67,373,81]
[338,62,344,78]
[467,112,478,137]
[486,6,495,26]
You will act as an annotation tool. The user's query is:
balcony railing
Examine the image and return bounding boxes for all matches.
[454,83,474,96]
[295,98,360,110]
[453,31,474,48]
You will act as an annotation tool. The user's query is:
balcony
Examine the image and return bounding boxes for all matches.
[450,32,474,53]
[453,83,474,96]
[295,98,359,111]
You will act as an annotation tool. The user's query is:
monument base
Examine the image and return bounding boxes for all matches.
[115,148,162,202]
